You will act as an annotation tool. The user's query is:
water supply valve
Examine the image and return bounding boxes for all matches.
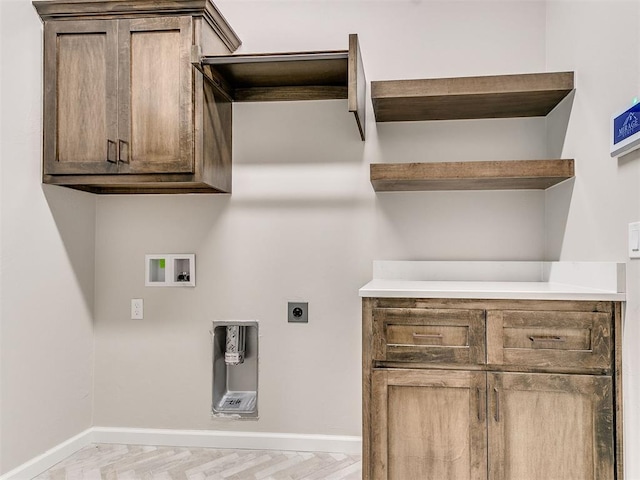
[224,325,246,365]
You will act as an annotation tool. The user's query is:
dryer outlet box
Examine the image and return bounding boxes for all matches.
[288,302,308,323]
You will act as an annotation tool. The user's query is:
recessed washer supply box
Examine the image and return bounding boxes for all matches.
[212,321,259,419]
[145,254,195,287]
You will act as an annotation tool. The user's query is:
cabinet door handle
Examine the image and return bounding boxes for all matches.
[529,335,566,343]
[107,139,117,164]
[477,387,485,422]
[494,387,500,422]
[118,139,129,164]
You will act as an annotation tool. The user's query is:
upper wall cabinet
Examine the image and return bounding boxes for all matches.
[43,17,193,175]
[193,34,367,140]
[33,0,241,194]
[370,72,575,192]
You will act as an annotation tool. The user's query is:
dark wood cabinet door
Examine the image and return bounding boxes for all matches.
[43,20,119,174]
[371,369,487,480]
[487,372,614,480]
[118,16,193,174]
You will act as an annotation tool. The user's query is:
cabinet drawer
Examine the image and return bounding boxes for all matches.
[373,308,485,365]
[487,310,612,370]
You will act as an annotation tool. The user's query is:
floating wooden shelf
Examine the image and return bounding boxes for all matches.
[370,159,575,192]
[371,72,574,122]
[201,51,348,101]
[196,34,366,140]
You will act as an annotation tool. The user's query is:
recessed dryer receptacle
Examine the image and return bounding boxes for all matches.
[288,302,308,323]
[212,321,259,419]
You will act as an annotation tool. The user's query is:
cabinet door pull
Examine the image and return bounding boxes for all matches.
[494,387,500,422]
[477,387,485,422]
[529,335,565,343]
[412,333,443,339]
[107,139,117,164]
[118,139,129,164]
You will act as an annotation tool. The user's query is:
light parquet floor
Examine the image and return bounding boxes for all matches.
[33,444,362,480]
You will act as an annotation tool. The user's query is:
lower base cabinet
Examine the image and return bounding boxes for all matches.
[371,369,614,480]
[363,298,623,480]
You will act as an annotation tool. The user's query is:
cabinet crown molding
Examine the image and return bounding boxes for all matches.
[33,0,241,52]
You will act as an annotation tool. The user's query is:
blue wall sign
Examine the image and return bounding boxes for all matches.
[611,101,640,157]
[613,103,640,145]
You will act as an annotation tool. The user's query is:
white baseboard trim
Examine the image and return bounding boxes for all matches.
[0,427,362,479]
[92,427,362,455]
[0,428,93,480]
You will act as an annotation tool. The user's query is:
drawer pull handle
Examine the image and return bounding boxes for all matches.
[412,333,444,344]
[529,335,566,343]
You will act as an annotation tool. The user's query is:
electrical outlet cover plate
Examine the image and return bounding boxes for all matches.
[131,298,143,319]
[630,222,640,259]
[288,302,308,323]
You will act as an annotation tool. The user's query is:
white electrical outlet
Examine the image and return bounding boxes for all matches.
[630,222,640,259]
[131,298,144,319]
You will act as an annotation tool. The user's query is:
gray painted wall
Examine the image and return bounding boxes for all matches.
[92,0,548,436]
[545,3,640,478]
[0,0,96,470]
[1,0,639,477]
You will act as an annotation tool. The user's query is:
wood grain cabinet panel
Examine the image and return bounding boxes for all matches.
[373,307,485,365]
[43,20,119,175]
[43,17,193,176]
[371,369,487,480]
[362,299,623,480]
[120,17,193,174]
[34,0,241,194]
[488,372,614,480]
[487,309,612,371]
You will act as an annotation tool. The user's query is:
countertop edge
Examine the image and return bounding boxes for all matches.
[358,290,625,301]
[358,280,626,301]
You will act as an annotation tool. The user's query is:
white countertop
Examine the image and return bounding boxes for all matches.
[359,279,625,301]
[359,261,626,301]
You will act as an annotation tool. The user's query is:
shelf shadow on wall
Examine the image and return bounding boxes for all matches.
[43,184,97,315]
[375,116,549,165]
[547,90,575,159]
[617,143,640,167]
[232,101,365,165]
[544,177,575,261]
[544,90,575,261]
[228,196,368,210]
[373,90,576,166]
[93,194,232,262]
[373,189,548,261]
